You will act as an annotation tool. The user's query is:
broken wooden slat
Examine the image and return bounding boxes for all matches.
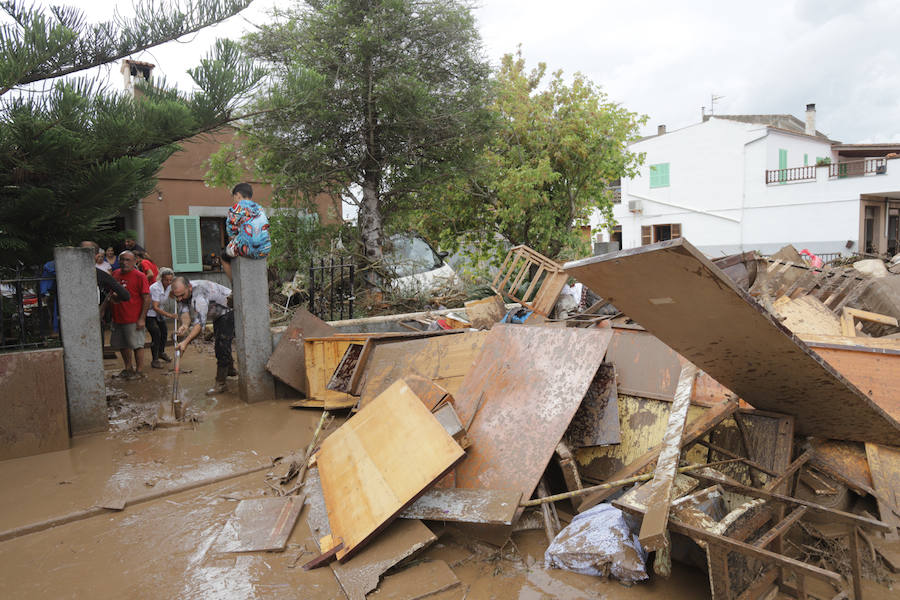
[370,560,461,600]
[318,380,465,561]
[849,527,863,600]
[398,488,521,525]
[865,442,900,539]
[754,506,808,549]
[555,441,584,498]
[214,495,305,553]
[638,364,697,552]
[491,245,568,316]
[564,238,900,445]
[578,398,739,511]
[326,343,364,393]
[764,450,811,493]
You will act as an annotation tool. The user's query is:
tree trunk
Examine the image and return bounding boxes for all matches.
[358,170,383,285]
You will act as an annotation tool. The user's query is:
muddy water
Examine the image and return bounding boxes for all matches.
[0,349,734,599]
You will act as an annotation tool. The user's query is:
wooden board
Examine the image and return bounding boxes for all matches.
[638,365,696,551]
[463,295,506,330]
[451,325,612,502]
[358,332,489,408]
[564,238,900,444]
[398,488,522,525]
[564,363,620,447]
[808,345,900,422]
[318,380,465,561]
[773,296,842,336]
[865,443,900,536]
[213,496,304,553]
[807,438,874,493]
[266,309,336,394]
[290,397,358,410]
[370,560,461,600]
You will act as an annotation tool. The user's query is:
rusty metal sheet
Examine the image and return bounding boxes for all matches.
[399,488,521,525]
[451,325,612,503]
[213,496,304,552]
[564,363,620,447]
[564,238,900,444]
[266,309,336,394]
[807,438,873,492]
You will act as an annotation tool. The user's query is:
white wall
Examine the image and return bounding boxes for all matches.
[763,129,833,170]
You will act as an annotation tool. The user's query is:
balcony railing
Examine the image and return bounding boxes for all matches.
[765,165,817,184]
[829,157,886,178]
[765,158,888,185]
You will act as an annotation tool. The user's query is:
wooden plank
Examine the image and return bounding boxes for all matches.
[318,380,465,561]
[463,295,506,330]
[564,238,900,445]
[865,443,900,538]
[800,334,900,352]
[358,332,489,408]
[371,560,461,600]
[754,506,808,549]
[848,527,863,600]
[213,496,304,553]
[290,397,358,410]
[399,488,522,525]
[452,326,612,506]
[266,309,336,394]
[578,398,738,511]
[638,364,697,551]
[844,306,899,327]
[773,296,842,336]
[810,346,900,422]
[765,451,811,493]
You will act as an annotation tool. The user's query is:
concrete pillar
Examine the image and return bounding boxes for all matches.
[54,247,107,434]
[232,257,275,403]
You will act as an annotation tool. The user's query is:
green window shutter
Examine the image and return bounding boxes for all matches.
[169,215,203,272]
[804,154,808,166]
[778,149,788,182]
[650,163,670,188]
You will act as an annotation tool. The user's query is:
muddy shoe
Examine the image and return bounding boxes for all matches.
[227,366,238,378]
[205,382,227,396]
[159,352,172,363]
[151,359,163,369]
[132,371,147,380]
[116,369,135,380]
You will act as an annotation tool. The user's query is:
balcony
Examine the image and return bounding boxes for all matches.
[765,158,887,185]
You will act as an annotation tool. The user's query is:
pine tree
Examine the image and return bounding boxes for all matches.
[0,0,263,265]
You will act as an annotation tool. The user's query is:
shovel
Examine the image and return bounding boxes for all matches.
[158,316,184,423]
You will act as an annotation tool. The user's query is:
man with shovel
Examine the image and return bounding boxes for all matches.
[171,276,237,395]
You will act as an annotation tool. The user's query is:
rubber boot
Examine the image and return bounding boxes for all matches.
[206,366,228,395]
[227,364,238,378]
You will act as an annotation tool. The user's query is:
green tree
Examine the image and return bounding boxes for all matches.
[418,51,647,264]
[232,0,493,275]
[0,0,262,265]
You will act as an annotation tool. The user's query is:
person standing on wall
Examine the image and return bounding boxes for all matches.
[110,251,151,379]
[170,276,236,394]
[147,267,176,369]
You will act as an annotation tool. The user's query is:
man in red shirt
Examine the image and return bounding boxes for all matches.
[111,251,151,379]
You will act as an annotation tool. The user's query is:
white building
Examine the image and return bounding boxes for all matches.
[593,105,900,258]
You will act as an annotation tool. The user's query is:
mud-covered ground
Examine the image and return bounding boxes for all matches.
[0,342,892,599]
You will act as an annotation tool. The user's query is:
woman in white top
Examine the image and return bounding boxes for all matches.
[147,267,177,369]
[94,247,112,273]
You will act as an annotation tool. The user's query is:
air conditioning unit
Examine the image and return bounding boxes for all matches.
[628,199,643,213]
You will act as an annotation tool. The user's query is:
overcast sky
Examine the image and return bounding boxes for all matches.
[67,0,900,143]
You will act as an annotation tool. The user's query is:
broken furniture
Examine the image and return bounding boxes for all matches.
[266,308,336,396]
[492,245,568,317]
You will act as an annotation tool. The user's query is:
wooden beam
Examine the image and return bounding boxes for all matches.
[849,526,863,600]
[765,450,812,493]
[578,398,739,511]
[638,364,697,552]
[690,470,892,533]
[755,506,808,549]
[696,439,781,478]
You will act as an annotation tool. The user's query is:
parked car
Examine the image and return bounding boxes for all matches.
[384,234,459,293]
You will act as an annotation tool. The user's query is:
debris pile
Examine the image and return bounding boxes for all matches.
[250,239,900,599]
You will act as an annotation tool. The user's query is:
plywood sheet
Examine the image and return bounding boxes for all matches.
[808,345,900,422]
[266,309,336,394]
[773,296,842,336]
[464,295,506,330]
[399,488,521,525]
[359,332,488,408]
[213,496,303,553]
[369,560,460,599]
[304,468,438,600]
[564,238,900,444]
[451,325,612,502]
[318,380,465,561]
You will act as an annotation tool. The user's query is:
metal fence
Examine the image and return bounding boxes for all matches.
[308,257,355,321]
[0,275,60,351]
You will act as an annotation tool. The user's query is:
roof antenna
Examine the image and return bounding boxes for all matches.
[710,93,725,115]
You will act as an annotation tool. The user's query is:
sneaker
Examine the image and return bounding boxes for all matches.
[117,369,135,379]
[159,352,173,363]
[206,382,227,396]
[151,359,163,369]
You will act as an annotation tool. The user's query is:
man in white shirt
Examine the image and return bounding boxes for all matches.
[147,267,176,368]
[171,276,235,394]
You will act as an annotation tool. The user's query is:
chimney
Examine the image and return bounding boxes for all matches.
[120,59,155,98]
[805,103,816,136]
[657,124,667,136]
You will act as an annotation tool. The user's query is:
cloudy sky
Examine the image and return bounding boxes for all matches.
[67,0,900,143]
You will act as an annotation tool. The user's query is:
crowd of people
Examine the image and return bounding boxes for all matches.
[82,183,268,394]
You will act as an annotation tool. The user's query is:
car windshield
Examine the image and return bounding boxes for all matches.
[385,235,441,278]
